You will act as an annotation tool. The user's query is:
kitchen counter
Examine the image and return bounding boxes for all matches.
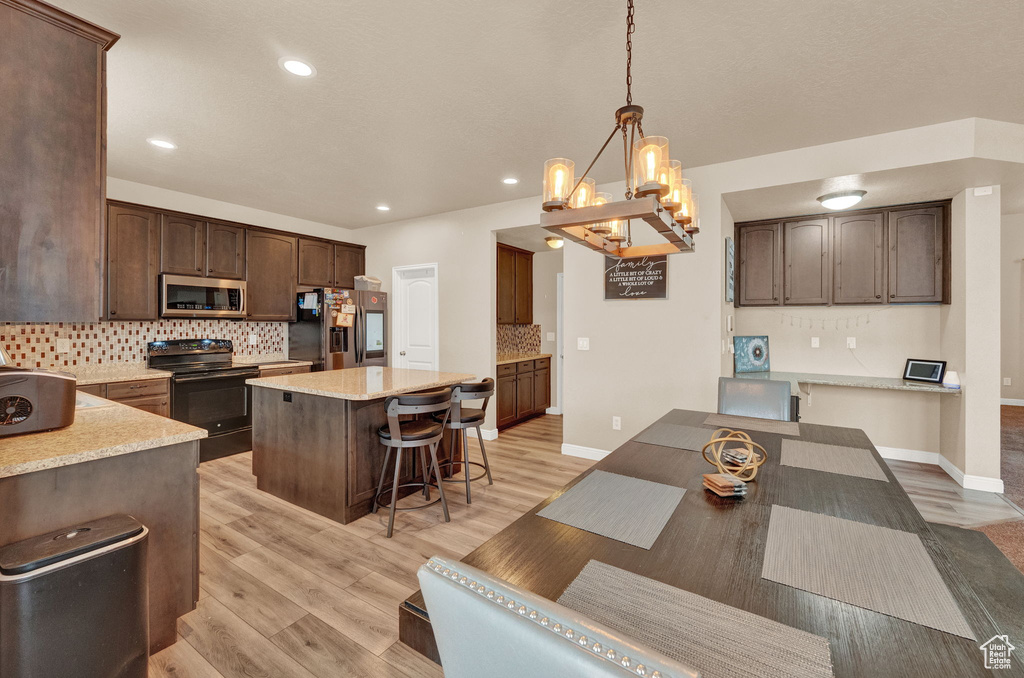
[250,366,475,524]
[0,394,207,478]
[496,352,552,366]
[247,366,473,400]
[736,370,961,395]
[67,362,173,385]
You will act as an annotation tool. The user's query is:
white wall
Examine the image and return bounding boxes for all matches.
[735,305,943,454]
[1001,213,1024,401]
[532,250,562,409]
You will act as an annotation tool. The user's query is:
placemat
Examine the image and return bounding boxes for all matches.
[781,439,889,482]
[762,505,975,639]
[537,470,685,550]
[633,422,713,451]
[705,413,800,436]
[559,560,834,678]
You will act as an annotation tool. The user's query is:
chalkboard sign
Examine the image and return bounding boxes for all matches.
[604,255,668,300]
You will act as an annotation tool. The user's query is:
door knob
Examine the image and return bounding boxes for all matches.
[400,351,406,356]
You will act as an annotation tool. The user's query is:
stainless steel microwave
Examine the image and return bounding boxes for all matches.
[160,274,246,318]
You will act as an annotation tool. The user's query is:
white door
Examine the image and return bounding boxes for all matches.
[392,264,439,371]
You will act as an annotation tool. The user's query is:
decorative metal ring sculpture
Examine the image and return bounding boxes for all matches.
[701,428,767,482]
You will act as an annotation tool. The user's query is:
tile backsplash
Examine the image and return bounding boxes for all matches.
[496,324,541,354]
[0,320,285,369]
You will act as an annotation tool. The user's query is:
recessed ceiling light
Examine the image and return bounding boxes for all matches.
[376,205,390,211]
[502,177,519,185]
[279,58,316,77]
[147,138,176,149]
[817,190,866,210]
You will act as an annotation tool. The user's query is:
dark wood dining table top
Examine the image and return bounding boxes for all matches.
[404,409,1015,677]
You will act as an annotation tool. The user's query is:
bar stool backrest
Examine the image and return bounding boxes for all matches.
[384,388,453,441]
[450,378,494,421]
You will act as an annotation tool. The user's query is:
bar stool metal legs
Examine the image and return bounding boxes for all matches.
[434,378,496,505]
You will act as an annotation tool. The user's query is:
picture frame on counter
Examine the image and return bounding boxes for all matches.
[902,359,947,384]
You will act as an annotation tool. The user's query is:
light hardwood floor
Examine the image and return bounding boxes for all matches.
[149,414,591,678]
[150,414,1023,677]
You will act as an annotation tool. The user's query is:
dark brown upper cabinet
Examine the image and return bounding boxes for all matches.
[0,1,118,321]
[514,249,534,324]
[496,244,534,325]
[206,222,245,279]
[888,206,946,304]
[333,244,366,289]
[106,204,160,320]
[246,230,297,321]
[833,213,885,304]
[736,200,949,307]
[737,222,782,306]
[160,214,205,275]
[298,238,334,287]
[783,218,830,305]
[496,245,517,324]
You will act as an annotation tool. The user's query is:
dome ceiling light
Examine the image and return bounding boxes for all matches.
[817,190,866,210]
[539,0,698,260]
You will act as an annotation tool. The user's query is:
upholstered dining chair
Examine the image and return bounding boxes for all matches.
[717,377,792,421]
[419,556,701,678]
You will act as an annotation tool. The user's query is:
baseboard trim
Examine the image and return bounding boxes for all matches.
[876,446,1004,493]
[1001,398,1024,406]
[875,446,939,465]
[466,427,498,441]
[545,406,562,415]
[561,443,610,461]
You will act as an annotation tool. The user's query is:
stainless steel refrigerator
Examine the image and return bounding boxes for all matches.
[288,289,388,370]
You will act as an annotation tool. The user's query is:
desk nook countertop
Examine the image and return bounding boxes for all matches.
[247,366,474,400]
[737,370,961,395]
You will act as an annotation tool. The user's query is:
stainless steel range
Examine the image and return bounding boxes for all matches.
[147,339,259,462]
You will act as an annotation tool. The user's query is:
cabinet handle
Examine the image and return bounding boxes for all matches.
[785,296,790,301]
[875,294,881,299]
[110,310,116,315]
[890,294,895,298]
[773,297,778,301]
[196,267,201,272]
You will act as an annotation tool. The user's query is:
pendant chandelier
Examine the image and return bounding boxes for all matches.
[540,0,698,259]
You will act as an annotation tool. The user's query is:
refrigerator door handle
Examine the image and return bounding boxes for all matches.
[354,307,362,365]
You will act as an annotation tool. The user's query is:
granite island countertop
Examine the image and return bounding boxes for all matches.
[496,352,552,366]
[247,366,474,400]
[0,393,207,478]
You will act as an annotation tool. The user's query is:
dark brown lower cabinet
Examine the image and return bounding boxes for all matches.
[77,378,171,418]
[497,357,551,430]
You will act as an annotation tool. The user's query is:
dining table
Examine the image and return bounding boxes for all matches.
[399,408,1017,677]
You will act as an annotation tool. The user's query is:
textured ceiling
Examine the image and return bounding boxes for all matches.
[723,159,1024,222]
[58,0,1024,228]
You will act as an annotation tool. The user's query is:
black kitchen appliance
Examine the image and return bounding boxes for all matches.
[160,274,246,319]
[147,339,258,461]
[0,344,77,438]
[289,288,388,371]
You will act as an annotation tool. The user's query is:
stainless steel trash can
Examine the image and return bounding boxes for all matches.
[0,514,149,678]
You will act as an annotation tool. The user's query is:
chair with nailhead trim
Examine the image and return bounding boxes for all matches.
[418,555,701,678]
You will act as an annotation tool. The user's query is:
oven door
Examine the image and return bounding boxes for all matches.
[161,274,246,318]
[171,369,258,439]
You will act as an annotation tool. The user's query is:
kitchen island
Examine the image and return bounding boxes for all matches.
[247,366,474,524]
[0,393,206,653]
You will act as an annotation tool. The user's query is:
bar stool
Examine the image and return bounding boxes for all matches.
[372,388,452,538]
[433,378,494,504]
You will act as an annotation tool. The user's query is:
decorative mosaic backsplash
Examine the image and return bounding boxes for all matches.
[0,320,286,368]
[497,324,541,354]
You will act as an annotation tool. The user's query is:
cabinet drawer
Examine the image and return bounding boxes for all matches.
[516,360,535,373]
[105,378,169,400]
[260,365,310,377]
[497,363,516,377]
[534,357,550,371]
[116,394,170,417]
[76,383,106,397]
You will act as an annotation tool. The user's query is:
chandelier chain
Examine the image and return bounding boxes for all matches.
[625,0,635,105]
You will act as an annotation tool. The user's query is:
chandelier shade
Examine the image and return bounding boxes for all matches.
[538,0,697,260]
